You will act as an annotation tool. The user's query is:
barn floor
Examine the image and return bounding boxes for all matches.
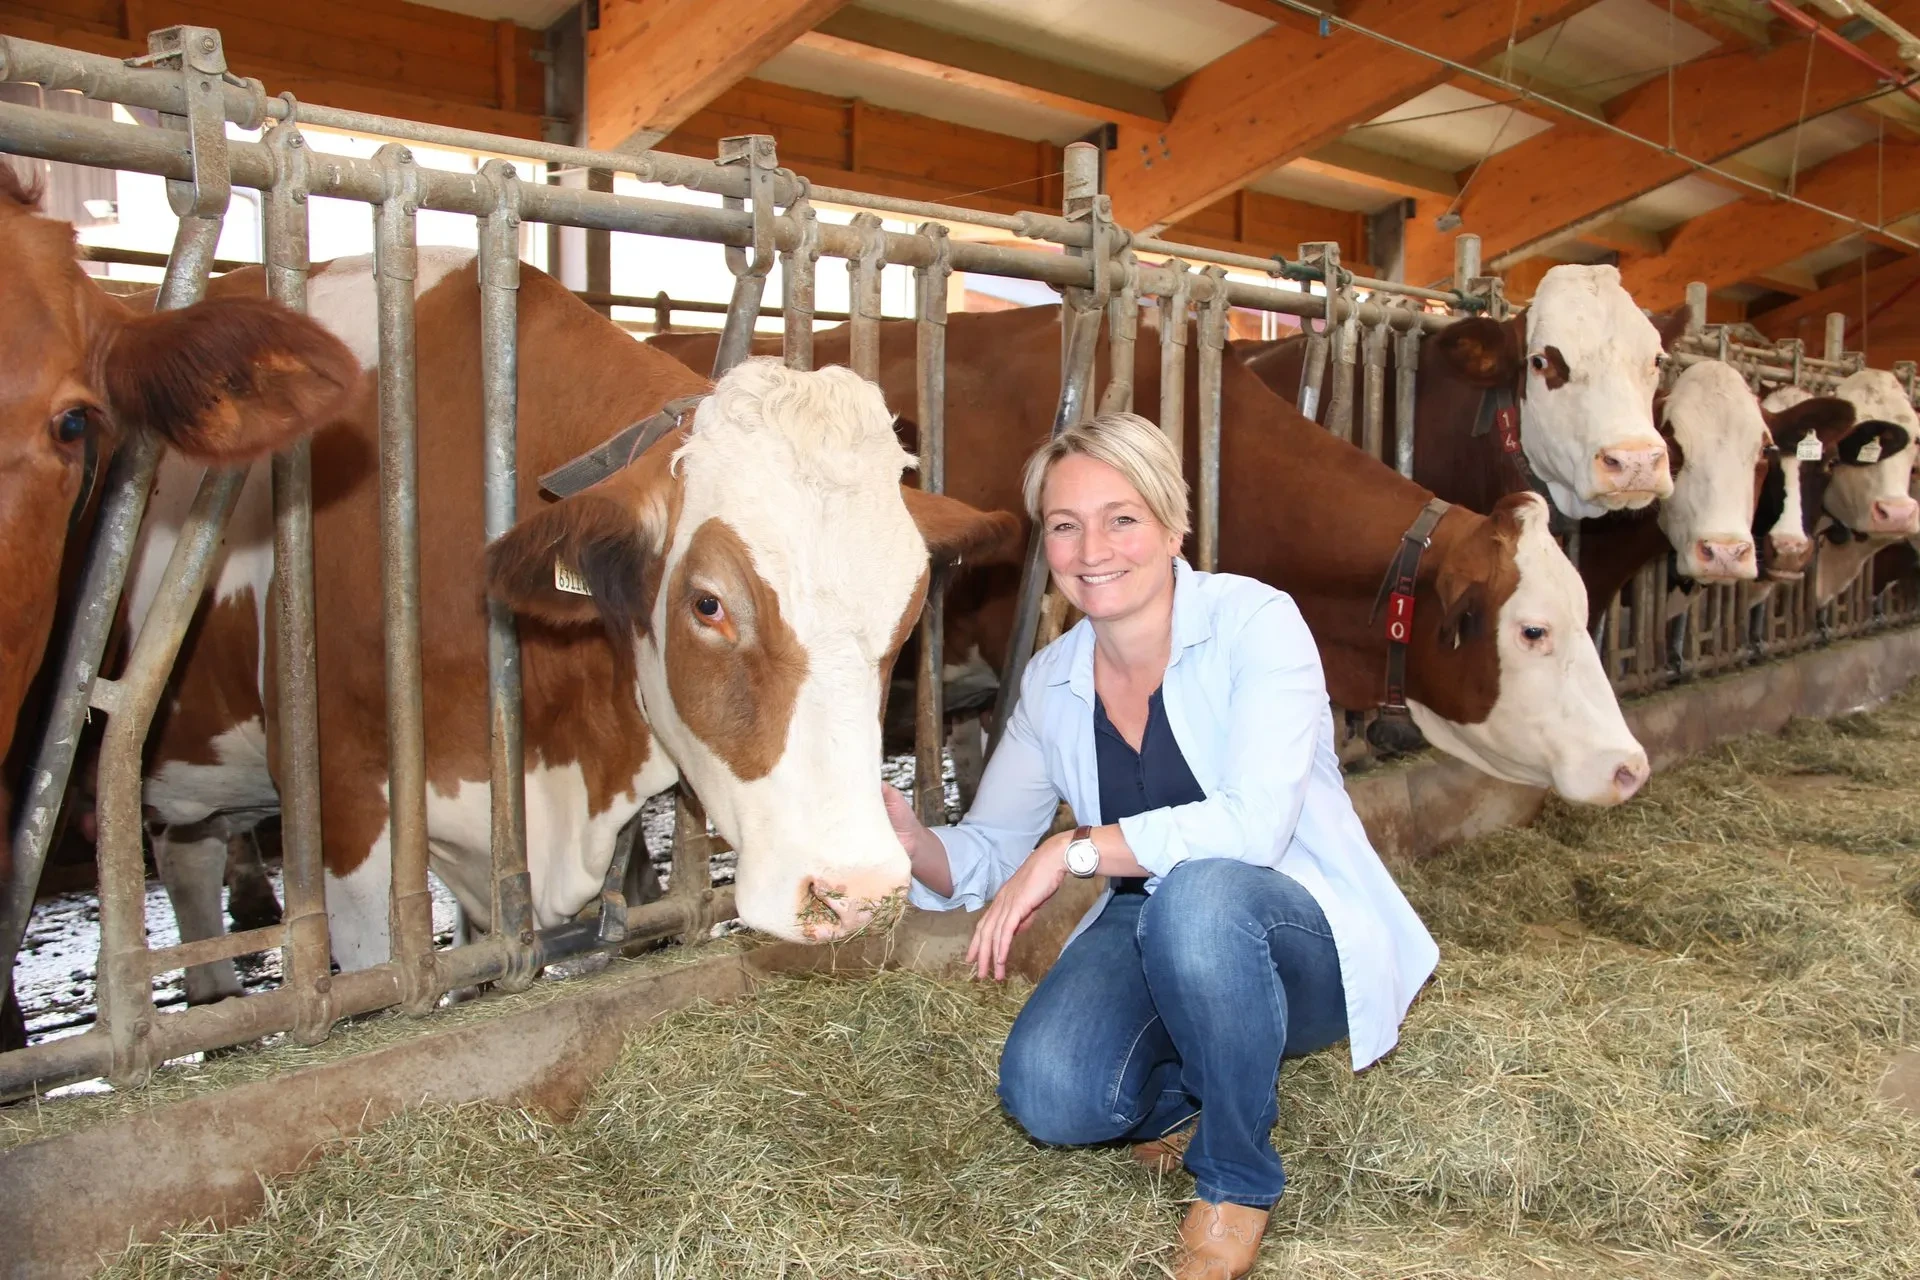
[74,688,1920,1277]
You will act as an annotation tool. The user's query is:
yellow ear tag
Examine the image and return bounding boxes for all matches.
[554,559,593,597]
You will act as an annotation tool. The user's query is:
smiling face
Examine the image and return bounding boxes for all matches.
[1039,452,1183,625]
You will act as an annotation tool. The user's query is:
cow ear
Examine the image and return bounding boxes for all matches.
[1761,395,1855,449]
[101,295,358,461]
[1430,317,1517,388]
[899,486,1023,568]
[1650,308,1690,353]
[1436,579,1487,651]
[485,491,658,635]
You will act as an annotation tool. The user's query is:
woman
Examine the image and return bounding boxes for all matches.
[882,412,1438,1279]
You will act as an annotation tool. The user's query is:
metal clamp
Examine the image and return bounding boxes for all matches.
[916,220,952,330]
[718,134,777,281]
[145,26,231,220]
[781,196,822,371]
[1298,240,1342,338]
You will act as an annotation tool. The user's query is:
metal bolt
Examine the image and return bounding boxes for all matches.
[519,929,535,945]
[200,35,216,53]
[702,888,715,903]
[133,1018,152,1038]
[313,975,331,993]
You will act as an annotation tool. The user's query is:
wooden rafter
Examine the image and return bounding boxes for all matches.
[1751,253,1920,350]
[1102,0,1603,234]
[586,0,849,152]
[1401,3,1920,286]
[1290,142,1458,199]
[792,9,1167,131]
[1618,135,1920,310]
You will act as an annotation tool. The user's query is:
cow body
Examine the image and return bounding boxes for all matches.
[137,252,1018,1002]
[655,305,1650,806]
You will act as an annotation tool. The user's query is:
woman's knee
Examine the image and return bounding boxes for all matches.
[1141,860,1268,958]
[997,1020,1126,1146]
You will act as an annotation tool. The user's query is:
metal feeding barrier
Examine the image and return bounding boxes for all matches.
[0,24,1914,1096]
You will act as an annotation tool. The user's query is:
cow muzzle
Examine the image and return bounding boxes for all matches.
[1590,442,1670,505]
[1866,495,1920,536]
[1765,530,1813,579]
[1683,537,1757,582]
[1563,748,1650,807]
[795,869,909,941]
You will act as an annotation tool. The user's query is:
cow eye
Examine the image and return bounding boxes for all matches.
[694,594,724,621]
[1527,354,1549,373]
[1520,624,1549,643]
[51,405,92,444]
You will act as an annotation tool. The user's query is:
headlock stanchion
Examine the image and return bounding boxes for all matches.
[1,24,1917,1097]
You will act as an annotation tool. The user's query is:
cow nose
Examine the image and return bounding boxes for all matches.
[797,873,906,940]
[1693,538,1755,578]
[1767,532,1812,577]
[1870,495,1920,534]
[1611,754,1649,804]
[1593,444,1668,494]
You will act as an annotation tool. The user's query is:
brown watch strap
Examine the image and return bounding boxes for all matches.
[1074,825,1091,841]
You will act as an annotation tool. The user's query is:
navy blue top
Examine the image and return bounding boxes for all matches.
[1094,688,1207,893]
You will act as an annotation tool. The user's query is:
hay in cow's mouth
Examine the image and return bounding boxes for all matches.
[88,683,1920,1279]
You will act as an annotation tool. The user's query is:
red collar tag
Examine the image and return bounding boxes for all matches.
[1385,591,1416,643]
[1495,405,1522,454]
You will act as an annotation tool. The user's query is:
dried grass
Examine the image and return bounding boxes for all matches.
[80,687,1920,1277]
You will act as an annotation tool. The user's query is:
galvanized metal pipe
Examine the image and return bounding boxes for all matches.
[1454,234,1482,294]
[262,122,335,1046]
[372,145,436,1015]
[1394,325,1421,478]
[1361,321,1389,463]
[477,160,536,992]
[1158,263,1192,461]
[782,198,820,371]
[1826,312,1848,364]
[1099,255,1139,416]
[1297,328,1331,424]
[912,223,952,827]
[847,212,887,383]
[711,136,777,377]
[1195,270,1229,572]
[1326,316,1359,443]
[1130,234,1469,307]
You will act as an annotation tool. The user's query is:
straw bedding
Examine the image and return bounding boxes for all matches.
[74,686,1920,1276]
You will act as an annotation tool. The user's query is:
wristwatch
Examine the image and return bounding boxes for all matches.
[1063,825,1100,878]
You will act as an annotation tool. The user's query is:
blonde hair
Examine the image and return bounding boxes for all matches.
[1020,411,1191,540]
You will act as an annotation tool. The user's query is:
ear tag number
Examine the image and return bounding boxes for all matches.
[1796,436,1822,462]
[1857,439,1883,465]
[555,559,593,597]
[1385,591,1415,643]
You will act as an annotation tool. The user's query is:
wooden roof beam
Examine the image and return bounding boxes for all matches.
[1401,2,1920,286]
[791,9,1168,131]
[587,0,849,152]
[1618,134,1920,309]
[1289,141,1459,199]
[1103,0,1604,234]
[1750,252,1920,340]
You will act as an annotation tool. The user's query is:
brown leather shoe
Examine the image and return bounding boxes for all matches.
[1130,1116,1197,1175]
[1172,1200,1269,1280]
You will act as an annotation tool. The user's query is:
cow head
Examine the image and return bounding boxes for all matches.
[1754,384,1859,580]
[0,166,356,880]
[1650,361,1771,582]
[1521,265,1676,519]
[486,359,1020,943]
[1822,369,1919,538]
[1408,493,1648,805]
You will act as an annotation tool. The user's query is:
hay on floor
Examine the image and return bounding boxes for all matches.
[92,687,1920,1278]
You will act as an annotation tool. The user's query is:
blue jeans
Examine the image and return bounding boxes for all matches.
[997,858,1348,1208]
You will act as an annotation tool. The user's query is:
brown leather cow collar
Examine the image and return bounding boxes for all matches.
[538,393,706,499]
[1370,497,1451,716]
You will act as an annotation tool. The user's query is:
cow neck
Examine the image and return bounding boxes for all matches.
[1472,372,1578,538]
[1370,497,1450,715]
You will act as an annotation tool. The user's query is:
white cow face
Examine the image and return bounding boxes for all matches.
[1411,494,1649,806]
[488,359,1019,942]
[1655,361,1768,582]
[1825,369,1919,538]
[1522,265,1677,520]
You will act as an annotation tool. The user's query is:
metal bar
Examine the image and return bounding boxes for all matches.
[1393,323,1421,478]
[1128,235,1470,307]
[1298,328,1330,424]
[988,299,1102,756]
[262,119,334,1046]
[1326,316,1358,442]
[913,223,952,827]
[1098,254,1139,416]
[372,144,436,1015]
[666,791,721,947]
[578,290,848,323]
[847,212,887,382]
[782,198,820,371]
[711,136,777,377]
[1360,320,1389,463]
[1826,312,1848,364]
[146,923,283,975]
[478,159,535,993]
[1195,268,1229,572]
[1158,263,1192,460]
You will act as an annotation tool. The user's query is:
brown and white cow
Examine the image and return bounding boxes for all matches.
[1753,384,1872,582]
[655,305,1651,806]
[1238,264,1684,523]
[1794,369,1920,604]
[132,249,1018,1002]
[0,167,354,892]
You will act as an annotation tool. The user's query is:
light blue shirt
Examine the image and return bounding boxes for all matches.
[910,559,1439,1071]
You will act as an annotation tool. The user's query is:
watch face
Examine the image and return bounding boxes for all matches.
[1067,839,1098,876]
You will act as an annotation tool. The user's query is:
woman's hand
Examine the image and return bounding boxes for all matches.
[966,832,1069,982]
[881,782,925,853]
[883,782,955,898]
